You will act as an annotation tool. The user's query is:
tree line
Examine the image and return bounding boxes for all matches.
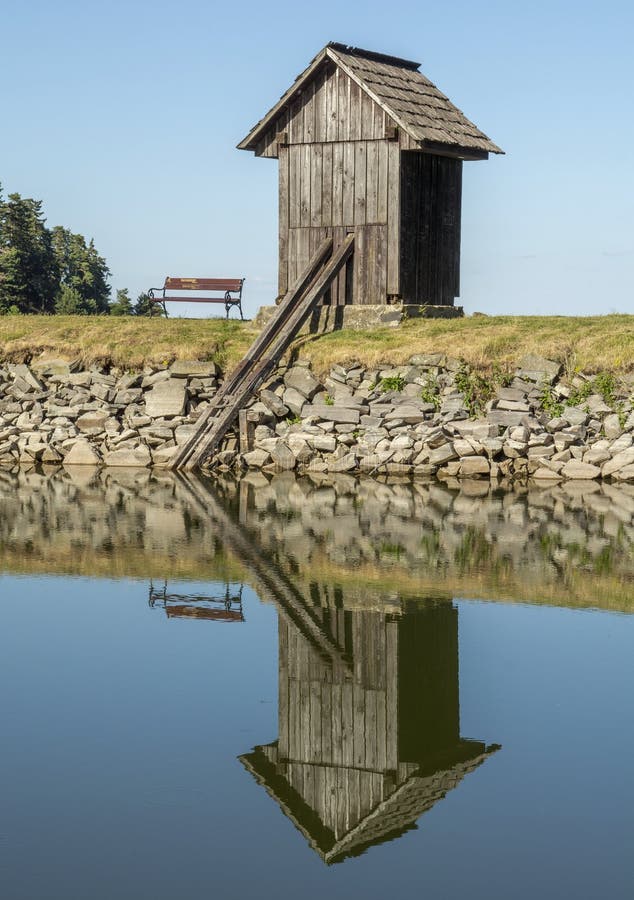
[0,187,158,316]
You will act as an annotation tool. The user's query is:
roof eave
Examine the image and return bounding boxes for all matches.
[237,47,330,151]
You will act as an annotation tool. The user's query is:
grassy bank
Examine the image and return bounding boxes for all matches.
[1,314,634,374]
[0,315,257,370]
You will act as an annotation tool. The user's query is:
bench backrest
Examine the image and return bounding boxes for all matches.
[164,277,243,293]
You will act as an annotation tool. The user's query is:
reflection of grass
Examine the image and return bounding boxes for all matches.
[379,542,405,560]
[454,527,493,570]
[276,546,634,614]
[0,544,246,582]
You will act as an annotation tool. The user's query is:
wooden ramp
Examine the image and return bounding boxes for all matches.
[171,234,354,471]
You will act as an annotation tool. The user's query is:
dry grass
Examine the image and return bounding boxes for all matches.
[1,314,634,375]
[294,314,634,376]
[0,315,256,370]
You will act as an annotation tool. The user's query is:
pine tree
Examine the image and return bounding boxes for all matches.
[0,191,59,313]
[51,226,111,314]
[109,288,133,316]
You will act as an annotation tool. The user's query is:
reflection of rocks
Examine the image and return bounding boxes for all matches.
[241,600,498,864]
[1,468,634,611]
[0,468,231,578]
[214,473,634,611]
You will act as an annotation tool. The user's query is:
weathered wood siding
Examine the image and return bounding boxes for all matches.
[256,60,466,307]
[399,152,462,305]
[255,62,417,158]
[278,609,396,774]
[279,140,398,302]
[275,603,461,841]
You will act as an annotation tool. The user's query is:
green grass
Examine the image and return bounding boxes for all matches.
[294,314,634,375]
[2,314,634,375]
[0,315,256,370]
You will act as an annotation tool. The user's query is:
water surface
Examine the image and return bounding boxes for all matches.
[1,469,633,899]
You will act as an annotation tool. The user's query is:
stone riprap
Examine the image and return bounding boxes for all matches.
[215,354,634,484]
[0,358,219,467]
[2,351,634,483]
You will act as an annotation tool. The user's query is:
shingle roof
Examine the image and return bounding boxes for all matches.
[329,43,503,154]
[238,42,503,156]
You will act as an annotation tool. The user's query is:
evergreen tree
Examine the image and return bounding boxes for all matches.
[133,291,164,316]
[110,288,133,316]
[0,190,59,313]
[51,226,111,314]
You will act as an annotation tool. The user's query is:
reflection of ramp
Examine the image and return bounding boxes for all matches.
[149,581,245,623]
[176,474,353,671]
[172,234,354,471]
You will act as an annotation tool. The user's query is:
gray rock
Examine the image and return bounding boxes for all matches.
[329,452,357,473]
[103,445,152,467]
[487,410,527,427]
[270,442,296,470]
[284,366,320,399]
[169,360,217,377]
[561,460,600,480]
[496,399,530,412]
[532,466,563,480]
[76,411,109,434]
[612,464,634,482]
[12,364,44,392]
[243,449,271,468]
[30,357,71,377]
[303,404,360,425]
[145,380,186,418]
[602,447,634,477]
[152,445,179,467]
[459,456,490,477]
[260,389,289,417]
[64,440,102,466]
[561,406,588,426]
[282,386,307,416]
[496,387,529,403]
[516,354,561,383]
[603,413,623,440]
[429,443,458,465]
[309,434,337,453]
[384,405,426,424]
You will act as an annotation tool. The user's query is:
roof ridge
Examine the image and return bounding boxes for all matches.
[327,42,421,72]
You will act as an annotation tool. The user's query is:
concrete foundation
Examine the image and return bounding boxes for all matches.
[253,303,463,333]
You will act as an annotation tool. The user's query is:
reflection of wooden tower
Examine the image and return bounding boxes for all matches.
[241,601,498,864]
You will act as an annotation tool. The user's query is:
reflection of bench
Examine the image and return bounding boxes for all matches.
[148,582,244,623]
[148,278,245,319]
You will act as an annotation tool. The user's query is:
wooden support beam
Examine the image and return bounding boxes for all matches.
[171,234,354,471]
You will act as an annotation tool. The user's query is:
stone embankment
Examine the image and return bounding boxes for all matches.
[0,358,218,467]
[2,350,634,482]
[226,353,634,483]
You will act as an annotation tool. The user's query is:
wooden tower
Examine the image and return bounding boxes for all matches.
[241,601,499,863]
[238,42,502,308]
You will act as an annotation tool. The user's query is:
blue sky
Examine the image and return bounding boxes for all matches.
[2,0,633,318]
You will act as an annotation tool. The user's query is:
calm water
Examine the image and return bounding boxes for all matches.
[1,469,633,899]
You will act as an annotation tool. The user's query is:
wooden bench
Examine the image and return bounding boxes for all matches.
[148,277,245,319]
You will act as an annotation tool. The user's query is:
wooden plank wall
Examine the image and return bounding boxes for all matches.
[255,61,414,303]
[277,608,403,840]
[282,141,396,302]
[278,610,397,774]
[399,152,462,305]
[256,63,394,158]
